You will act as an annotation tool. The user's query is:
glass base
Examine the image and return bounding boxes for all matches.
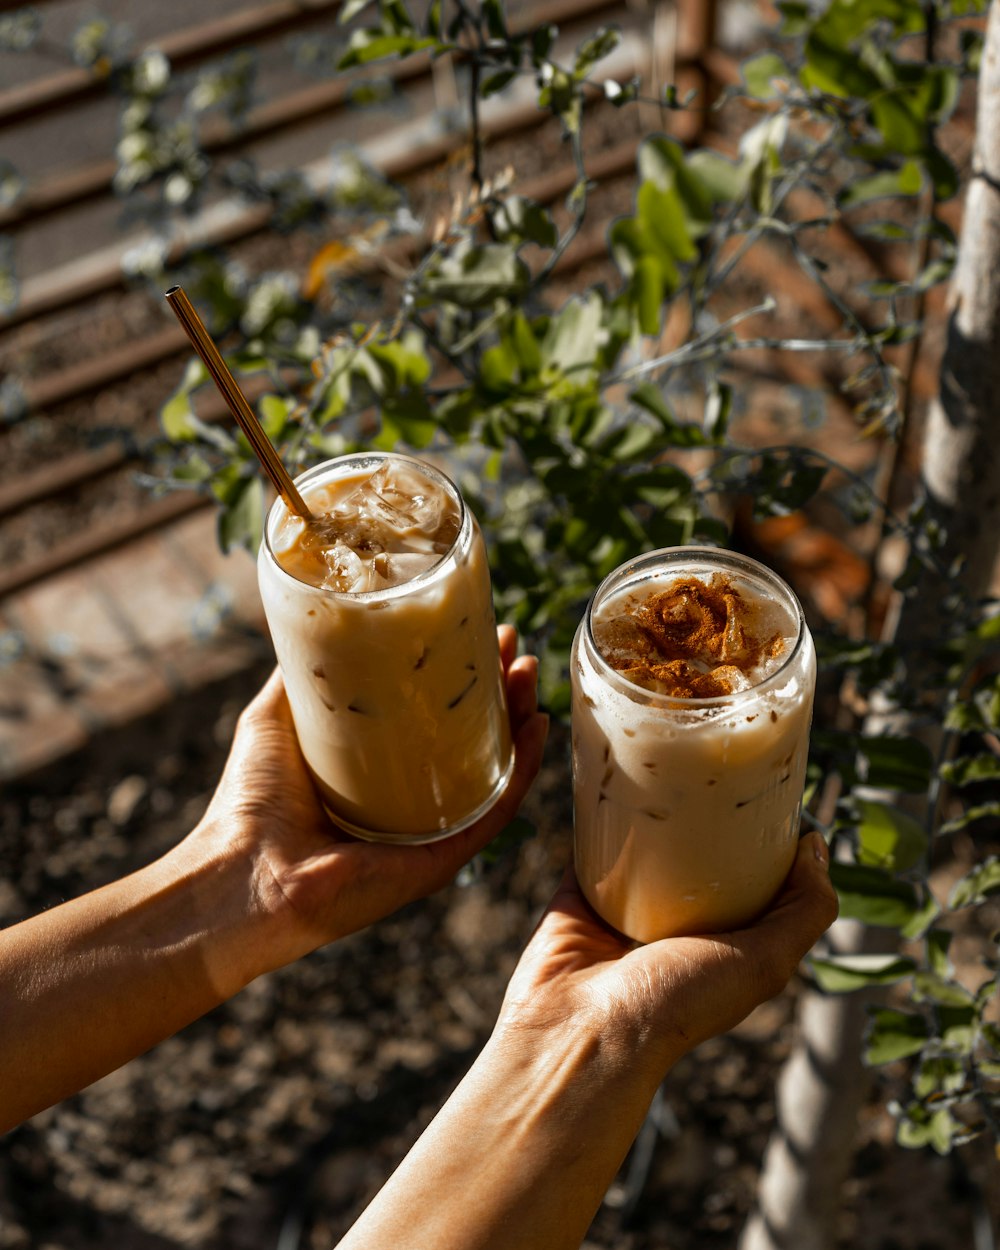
[321,751,517,845]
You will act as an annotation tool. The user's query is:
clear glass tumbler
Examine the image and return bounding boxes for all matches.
[571,547,816,942]
[258,452,513,844]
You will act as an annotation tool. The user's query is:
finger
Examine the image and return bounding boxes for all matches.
[728,832,839,999]
[234,668,293,735]
[505,654,539,730]
[497,624,518,673]
[424,709,549,883]
[482,710,549,834]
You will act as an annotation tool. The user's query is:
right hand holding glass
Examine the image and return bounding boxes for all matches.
[497,832,839,1076]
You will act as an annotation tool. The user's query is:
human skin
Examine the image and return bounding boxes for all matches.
[0,626,547,1135]
[337,835,839,1250]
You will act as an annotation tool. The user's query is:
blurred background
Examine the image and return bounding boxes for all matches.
[1,1,998,1247]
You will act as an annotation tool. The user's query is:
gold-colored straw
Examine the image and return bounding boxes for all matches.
[165,285,314,522]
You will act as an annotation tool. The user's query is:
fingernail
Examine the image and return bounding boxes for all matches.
[812,832,830,869]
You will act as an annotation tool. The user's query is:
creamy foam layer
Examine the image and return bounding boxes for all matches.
[592,572,797,698]
[271,462,461,593]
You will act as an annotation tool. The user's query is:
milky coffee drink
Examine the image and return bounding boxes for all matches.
[571,548,816,942]
[258,452,513,843]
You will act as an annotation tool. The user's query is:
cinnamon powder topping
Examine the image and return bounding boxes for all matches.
[594,574,786,697]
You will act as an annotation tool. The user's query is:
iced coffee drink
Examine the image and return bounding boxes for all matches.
[258,452,513,843]
[571,548,816,942]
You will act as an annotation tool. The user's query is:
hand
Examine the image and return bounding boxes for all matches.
[189,625,548,976]
[333,836,837,1250]
[496,833,839,1076]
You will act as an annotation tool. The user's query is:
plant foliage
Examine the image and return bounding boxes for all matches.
[4,0,997,1155]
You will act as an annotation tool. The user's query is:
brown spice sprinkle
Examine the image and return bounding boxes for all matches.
[598,574,785,697]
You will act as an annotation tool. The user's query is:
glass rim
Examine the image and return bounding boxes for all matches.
[261,451,469,600]
[582,545,809,707]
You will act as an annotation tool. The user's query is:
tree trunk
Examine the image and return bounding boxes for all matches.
[739,6,1000,1249]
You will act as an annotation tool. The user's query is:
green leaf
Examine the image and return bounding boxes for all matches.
[855,798,927,871]
[828,862,925,930]
[608,217,679,293]
[871,91,927,156]
[630,383,707,446]
[598,420,657,462]
[573,25,621,79]
[940,753,1000,787]
[638,136,714,235]
[538,64,581,134]
[632,255,663,336]
[481,69,518,97]
[339,31,434,68]
[855,735,933,792]
[900,895,940,941]
[813,729,932,792]
[914,1054,966,1099]
[161,358,209,441]
[637,180,699,263]
[366,332,431,388]
[912,972,974,1008]
[704,380,733,440]
[896,1104,963,1155]
[258,393,293,440]
[420,244,530,308]
[743,52,791,99]
[801,30,883,100]
[839,160,922,209]
[510,311,542,376]
[161,390,199,441]
[217,474,263,554]
[775,2,811,36]
[810,952,916,993]
[481,0,507,40]
[864,1007,929,1065]
[925,929,953,978]
[490,196,558,248]
[686,150,747,204]
[937,1004,977,1054]
[531,24,556,66]
[376,392,438,449]
[948,856,1000,908]
[540,293,603,379]
[938,801,1000,836]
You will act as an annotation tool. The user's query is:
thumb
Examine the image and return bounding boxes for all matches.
[732,831,839,1000]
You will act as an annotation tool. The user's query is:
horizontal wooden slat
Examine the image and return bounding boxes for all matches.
[0,0,345,131]
[0,491,212,600]
[0,443,132,520]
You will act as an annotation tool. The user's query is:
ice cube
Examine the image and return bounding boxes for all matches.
[718,589,750,663]
[756,636,793,679]
[322,541,365,592]
[368,551,440,591]
[271,514,308,555]
[357,464,423,528]
[711,664,752,693]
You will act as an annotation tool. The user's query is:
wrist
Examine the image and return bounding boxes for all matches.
[493,986,686,1104]
[486,1008,668,1134]
[162,824,282,997]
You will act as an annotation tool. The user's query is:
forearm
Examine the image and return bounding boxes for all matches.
[0,831,266,1133]
[338,1021,672,1250]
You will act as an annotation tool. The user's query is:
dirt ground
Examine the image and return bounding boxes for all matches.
[1,659,996,1250]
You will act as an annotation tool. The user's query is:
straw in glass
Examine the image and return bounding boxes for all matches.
[165,285,314,522]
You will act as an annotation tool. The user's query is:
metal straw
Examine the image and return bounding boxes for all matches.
[165,285,314,522]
